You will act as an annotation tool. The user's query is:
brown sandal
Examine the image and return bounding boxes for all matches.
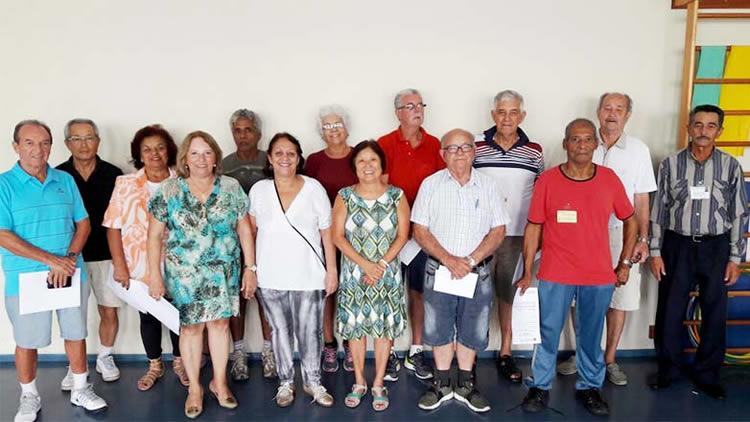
[173,357,190,387]
[137,358,165,391]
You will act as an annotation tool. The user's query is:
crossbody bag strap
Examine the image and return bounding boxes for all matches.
[274,180,326,268]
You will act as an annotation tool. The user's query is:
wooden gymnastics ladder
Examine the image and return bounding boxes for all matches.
[673,0,750,355]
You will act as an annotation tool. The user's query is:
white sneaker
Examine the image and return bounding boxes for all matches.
[96,355,121,382]
[70,384,107,412]
[60,367,74,391]
[14,392,41,422]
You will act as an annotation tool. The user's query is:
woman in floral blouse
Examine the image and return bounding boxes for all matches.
[146,131,256,419]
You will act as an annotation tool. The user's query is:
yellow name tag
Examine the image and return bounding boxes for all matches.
[557,210,578,223]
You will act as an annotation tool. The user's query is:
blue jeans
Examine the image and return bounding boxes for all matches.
[528,280,614,390]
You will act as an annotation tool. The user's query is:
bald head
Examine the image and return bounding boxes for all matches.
[440,128,474,147]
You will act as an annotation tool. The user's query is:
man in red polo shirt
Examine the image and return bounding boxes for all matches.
[378,88,444,382]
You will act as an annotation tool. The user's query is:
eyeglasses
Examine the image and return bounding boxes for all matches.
[322,122,345,131]
[442,144,475,154]
[66,136,98,144]
[396,103,427,111]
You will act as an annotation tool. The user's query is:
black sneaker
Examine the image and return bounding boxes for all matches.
[405,350,433,380]
[418,378,454,410]
[454,378,490,412]
[575,388,609,416]
[384,351,401,382]
[521,387,549,413]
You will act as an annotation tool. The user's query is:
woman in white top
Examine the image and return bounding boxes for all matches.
[248,132,338,408]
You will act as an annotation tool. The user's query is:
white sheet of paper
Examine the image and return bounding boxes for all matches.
[128,279,181,335]
[512,287,541,345]
[399,238,421,265]
[19,269,82,315]
[689,186,710,200]
[106,265,148,314]
[433,265,478,298]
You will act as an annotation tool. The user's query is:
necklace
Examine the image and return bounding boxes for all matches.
[188,177,214,202]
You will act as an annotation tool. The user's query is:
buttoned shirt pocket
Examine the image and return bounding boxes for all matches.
[670,179,689,203]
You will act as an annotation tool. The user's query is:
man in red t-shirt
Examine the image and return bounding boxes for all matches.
[377,88,444,381]
[517,119,636,417]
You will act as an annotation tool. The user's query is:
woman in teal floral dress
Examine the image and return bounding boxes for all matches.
[146,131,256,418]
[332,140,410,411]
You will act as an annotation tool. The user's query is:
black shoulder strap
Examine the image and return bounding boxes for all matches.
[274,180,326,268]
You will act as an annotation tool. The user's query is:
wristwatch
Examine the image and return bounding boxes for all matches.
[620,258,633,268]
[467,255,477,267]
[66,252,78,259]
[244,264,257,272]
[637,236,649,243]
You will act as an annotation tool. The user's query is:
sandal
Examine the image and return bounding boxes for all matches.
[209,380,238,409]
[497,355,522,383]
[344,384,367,408]
[371,386,389,411]
[172,357,190,387]
[185,387,204,419]
[137,358,165,391]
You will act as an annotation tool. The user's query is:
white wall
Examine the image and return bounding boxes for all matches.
[1,0,748,356]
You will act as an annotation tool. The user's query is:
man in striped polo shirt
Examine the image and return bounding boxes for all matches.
[473,90,544,382]
[649,104,748,399]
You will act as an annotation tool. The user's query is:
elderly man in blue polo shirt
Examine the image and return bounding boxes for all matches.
[0,120,107,422]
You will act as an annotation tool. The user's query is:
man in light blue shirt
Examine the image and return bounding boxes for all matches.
[0,120,107,422]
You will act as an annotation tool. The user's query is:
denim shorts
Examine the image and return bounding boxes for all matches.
[4,281,90,349]
[422,257,494,351]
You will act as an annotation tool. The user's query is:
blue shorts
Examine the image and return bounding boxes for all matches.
[4,281,90,349]
[402,250,428,293]
[422,257,494,351]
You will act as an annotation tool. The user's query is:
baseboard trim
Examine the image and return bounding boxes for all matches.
[0,348,657,365]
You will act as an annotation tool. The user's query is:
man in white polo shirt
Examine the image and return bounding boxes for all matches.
[557,93,656,385]
[474,89,544,383]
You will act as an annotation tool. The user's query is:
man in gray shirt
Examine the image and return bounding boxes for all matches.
[222,108,275,381]
[649,104,748,400]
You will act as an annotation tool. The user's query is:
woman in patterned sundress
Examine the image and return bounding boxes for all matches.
[332,140,410,411]
[146,131,256,418]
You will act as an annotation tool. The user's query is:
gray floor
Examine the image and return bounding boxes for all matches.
[1,357,749,421]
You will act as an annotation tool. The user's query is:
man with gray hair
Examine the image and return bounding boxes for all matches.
[378,88,445,382]
[413,128,509,412]
[556,93,656,387]
[473,90,544,383]
[222,108,276,380]
[56,118,124,386]
[2,120,107,422]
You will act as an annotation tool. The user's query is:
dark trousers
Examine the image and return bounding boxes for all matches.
[655,230,729,384]
[140,311,181,360]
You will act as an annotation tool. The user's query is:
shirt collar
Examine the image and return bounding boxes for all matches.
[444,167,480,188]
[11,162,58,185]
[135,167,176,187]
[396,126,429,146]
[482,126,530,151]
[598,129,628,149]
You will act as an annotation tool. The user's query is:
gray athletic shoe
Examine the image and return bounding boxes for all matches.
[14,392,41,422]
[454,378,490,413]
[557,354,577,376]
[230,349,250,381]
[606,362,628,386]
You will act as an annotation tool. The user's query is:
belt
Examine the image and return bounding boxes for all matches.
[428,255,493,267]
[671,231,726,243]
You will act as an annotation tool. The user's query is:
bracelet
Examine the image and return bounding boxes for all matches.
[243,264,257,272]
[378,259,389,267]
[637,236,649,243]
[620,258,633,268]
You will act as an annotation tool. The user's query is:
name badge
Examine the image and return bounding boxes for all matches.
[689,186,710,200]
[557,210,577,223]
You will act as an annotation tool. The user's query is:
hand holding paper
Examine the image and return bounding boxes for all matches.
[433,265,478,298]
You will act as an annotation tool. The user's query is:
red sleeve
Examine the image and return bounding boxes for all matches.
[611,172,635,220]
[377,136,394,175]
[527,172,548,224]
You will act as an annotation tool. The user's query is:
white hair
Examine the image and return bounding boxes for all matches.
[64,118,99,140]
[317,104,351,137]
[394,88,422,109]
[493,90,525,112]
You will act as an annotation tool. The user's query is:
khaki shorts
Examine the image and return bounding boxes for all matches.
[85,260,123,308]
[608,226,641,311]
[490,236,524,304]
